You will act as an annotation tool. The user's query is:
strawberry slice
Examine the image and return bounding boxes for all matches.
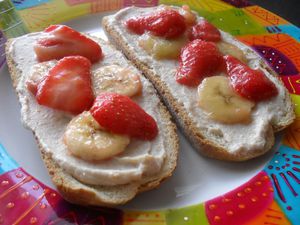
[224,55,278,101]
[90,93,158,140]
[36,56,94,114]
[34,25,102,63]
[176,39,223,86]
[188,19,221,42]
[125,9,186,39]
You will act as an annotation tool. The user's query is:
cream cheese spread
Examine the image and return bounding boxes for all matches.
[107,6,289,155]
[10,33,168,186]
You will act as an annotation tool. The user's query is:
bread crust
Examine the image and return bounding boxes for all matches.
[102,13,295,162]
[5,37,179,206]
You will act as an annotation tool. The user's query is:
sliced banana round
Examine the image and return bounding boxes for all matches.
[163,5,196,26]
[179,5,197,26]
[64,111,130,161]
[217,42,248,64]
[138,33,187,60]
[26,61,56,94]
[93,65,142,97]
[198,76,255,124]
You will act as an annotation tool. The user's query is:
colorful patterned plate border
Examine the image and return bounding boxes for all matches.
[1,0,300,224]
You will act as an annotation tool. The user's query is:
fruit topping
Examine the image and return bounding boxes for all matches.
[176,39,223,86]
[217,42,247,64]
[224,55,278,102]
[179,5,197,26]
[26,61,56,96]
[125,8,186,39]
[138,34,187,59]
[34,25,102,63]
[90,93,158,140]
[36,56,94,114]
[64,111,130,161]
[198,76,254,124]
[93,65,142,97]
[188,19,221,42]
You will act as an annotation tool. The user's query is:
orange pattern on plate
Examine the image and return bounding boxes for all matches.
[237,33,300,72]
[244,200,291,225]
[90,0,122,13]
[243,5,289,26]
[123,211,165,225]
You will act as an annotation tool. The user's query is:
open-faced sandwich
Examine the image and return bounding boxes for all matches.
[102,5,295,161]
[5,25,179,206]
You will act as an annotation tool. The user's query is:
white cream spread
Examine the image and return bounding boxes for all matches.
[10,32,168,186]
[106,6,289,155]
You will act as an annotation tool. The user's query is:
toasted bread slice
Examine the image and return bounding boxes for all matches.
[5,34,179,207]
[102,6,295,161]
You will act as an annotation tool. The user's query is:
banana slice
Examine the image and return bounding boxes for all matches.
[26,61,56,94]
[64,111,130,161]
[163,5,196,26]
[93,65,142,97]
[139,34,187,60]
[198,76,255,124]
[179,5,197,26]
[217,42,247,64]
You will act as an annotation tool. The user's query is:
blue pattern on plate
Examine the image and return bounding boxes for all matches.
[264,145,300,224]
[0,143,19,175]
[12,0,50,10]
[278,24,300,42]
[266,24,300,42]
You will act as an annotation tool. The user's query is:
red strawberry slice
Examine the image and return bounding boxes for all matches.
[176,39,223,86]
[34,25,102,63]
[224,55,278,102]
[205,171,274,225]
[188,19,221,42]
[90,93,158,140]
[36,56,94,114]
[125,9,186,39]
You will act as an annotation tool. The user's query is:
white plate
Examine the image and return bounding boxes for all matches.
[0,12,278,210]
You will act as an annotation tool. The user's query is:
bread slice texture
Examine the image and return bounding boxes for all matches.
[5,34,179,207]
[102,6,295,161]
